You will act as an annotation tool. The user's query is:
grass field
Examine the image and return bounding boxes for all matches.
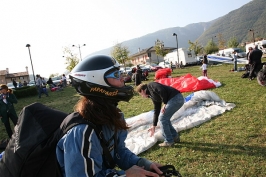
[1,61,266,176]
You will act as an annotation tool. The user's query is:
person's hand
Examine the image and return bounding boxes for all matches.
[148,126,156,137]
[125,165,160,177]
[149,162,163,176]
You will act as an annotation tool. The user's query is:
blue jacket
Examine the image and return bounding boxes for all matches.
[56,113,141,177]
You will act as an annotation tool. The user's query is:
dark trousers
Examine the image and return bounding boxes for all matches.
[234,61,237,71]
[249,62,262,79]
[3,112,18,138]
[203,70,207,77]
[135,73,141,86]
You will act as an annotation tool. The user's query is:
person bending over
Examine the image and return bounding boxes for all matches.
[136,82,184,147]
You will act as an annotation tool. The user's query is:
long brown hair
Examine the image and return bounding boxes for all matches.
[74,96,129,131]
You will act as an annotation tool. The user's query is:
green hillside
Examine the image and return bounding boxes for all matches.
[197,0,266,45]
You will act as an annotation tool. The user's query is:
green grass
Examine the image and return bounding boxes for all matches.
[1,61,266,177]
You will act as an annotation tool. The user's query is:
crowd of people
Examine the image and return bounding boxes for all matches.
[0,73,69,141]
[0,55,186,176]
[0,49,264,176]
[246,45,263,80]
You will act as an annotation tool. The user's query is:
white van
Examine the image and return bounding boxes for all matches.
[164,48,197,66]
[246,40,266,54]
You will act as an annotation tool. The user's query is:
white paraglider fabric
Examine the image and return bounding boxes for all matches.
[125,90,235,155]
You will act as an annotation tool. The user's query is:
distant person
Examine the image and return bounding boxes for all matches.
[0,84,18,138]
[131,67,136,73]
[203,55,208,64]
[36,74,48,98]
[200,60,208,77]
[18,81,23,88]
[12,79,17,89]
[47,77,56,87]
[232,50,238,72]
[135,65,142,86]
[56,80,64,91]
[249,45,263,80]
[41,77,47,85]
[61,74,67,87]
[170,61,173,71]
[136,82,184,147]
[246,47,253,64]
[23,81,28,87]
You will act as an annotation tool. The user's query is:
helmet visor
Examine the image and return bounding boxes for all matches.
[105,70,122,80]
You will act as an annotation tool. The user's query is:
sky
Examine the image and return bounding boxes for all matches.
[0,0,251,78]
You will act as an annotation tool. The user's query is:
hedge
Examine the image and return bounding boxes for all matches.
[13,86,38,99]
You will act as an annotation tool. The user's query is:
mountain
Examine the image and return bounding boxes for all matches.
[196,0,266,45]
[88,21,216,56]
[88,0,266,57]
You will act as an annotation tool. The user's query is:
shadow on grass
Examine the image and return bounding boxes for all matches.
[177,141,266,158]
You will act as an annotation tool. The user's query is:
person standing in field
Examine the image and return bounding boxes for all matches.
[200,59,208,77]
[0,84,18,138]
[249,45,263,80]
[232,50,238,72]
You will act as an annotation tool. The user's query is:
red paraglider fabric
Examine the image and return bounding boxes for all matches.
[156,73,217,93]
[155,68,172,79]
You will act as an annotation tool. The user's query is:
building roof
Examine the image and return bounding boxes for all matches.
[0,70,7,75]
[130,46,176,57]
[0,71,29,78]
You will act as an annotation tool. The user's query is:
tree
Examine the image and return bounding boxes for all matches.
[204,40,219,54]
[111,43,130,68]
[188,40,203,56]
[63,47,79,72]
[155,39,169,58]
[49,73,60,78]
[227,36,239,48]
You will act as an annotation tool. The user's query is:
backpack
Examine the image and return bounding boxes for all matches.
[0,102,115,177]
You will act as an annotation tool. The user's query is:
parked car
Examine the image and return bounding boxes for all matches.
[159,61,173,68]
[138,65,151,72]
[6,82,16,89]
[51,76,62,85]
[120,67,132,74]
[196,56,204,64]
[28,80,36,86]
[150,65,163,72]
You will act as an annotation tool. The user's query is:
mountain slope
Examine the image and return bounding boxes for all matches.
[88,21,215,56]
[197,0,266,45]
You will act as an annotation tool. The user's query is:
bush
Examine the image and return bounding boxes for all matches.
[13,86,38,98]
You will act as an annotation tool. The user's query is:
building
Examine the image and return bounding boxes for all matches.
[129,46,176,65]
[0,67,30,85]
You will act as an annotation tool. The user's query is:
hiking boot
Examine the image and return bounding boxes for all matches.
[174,135,180,143]
[158,142,174,147]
